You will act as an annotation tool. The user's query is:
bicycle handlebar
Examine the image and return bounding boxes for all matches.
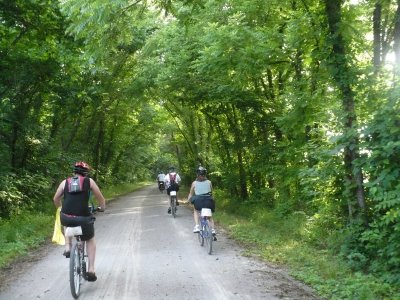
[89,205,105,214]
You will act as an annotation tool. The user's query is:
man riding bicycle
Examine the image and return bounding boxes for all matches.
[53,161,106,282]
[165,166,181,214]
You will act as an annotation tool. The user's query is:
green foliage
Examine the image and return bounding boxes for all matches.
[216,200,398,299]
[355,98,400,283]
[0,175,23,219]
[0,213,52,268]
[0,173,51,219]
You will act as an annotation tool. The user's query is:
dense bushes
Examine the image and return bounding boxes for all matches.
[0,173,52,219]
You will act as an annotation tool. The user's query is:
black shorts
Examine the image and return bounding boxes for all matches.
[167,183,179,195]
[192,195,215,212]
[60,213,95,241]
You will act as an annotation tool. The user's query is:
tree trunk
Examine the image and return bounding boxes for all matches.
[393,0,400,80]
[224,104,248,199]
[323,0,368,226]
[373,2,382,74]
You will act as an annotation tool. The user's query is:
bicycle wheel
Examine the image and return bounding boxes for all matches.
[171,196,176,218]
[69,243,81,299]
[204,221,213,255]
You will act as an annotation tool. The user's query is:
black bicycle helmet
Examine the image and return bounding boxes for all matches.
[73,161,90,176]
[196,166,207,176]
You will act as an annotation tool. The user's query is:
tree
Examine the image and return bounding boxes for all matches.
[322,0,367,225]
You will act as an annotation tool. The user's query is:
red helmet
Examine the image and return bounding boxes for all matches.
[73,161,90,176]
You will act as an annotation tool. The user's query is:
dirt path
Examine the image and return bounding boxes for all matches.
[0,186,320,299]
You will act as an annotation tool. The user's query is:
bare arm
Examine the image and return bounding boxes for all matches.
[188,181,196,200]
[53,180,65,208]
[89,178,106,210]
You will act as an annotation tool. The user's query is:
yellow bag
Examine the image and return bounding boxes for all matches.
[52,207,65,245]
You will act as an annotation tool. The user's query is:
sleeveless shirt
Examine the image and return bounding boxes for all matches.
[194,180,212,195]
[61,176,91,216]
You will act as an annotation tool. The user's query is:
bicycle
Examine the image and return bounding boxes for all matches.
[170,190,177,218]
[64,207,102,298]
[197,208,214,255]
[158,181,165,193]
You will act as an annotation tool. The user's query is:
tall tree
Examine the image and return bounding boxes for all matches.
[322,0,367,225]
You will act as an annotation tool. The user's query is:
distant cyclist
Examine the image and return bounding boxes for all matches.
[164,166,181,214]
[188,166,216,236]
[156,172,166,190]
[53,161,106,282]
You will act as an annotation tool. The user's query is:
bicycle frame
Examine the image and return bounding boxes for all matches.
[63,207,102,298]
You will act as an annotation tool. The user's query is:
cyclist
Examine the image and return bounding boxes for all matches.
[53,161,106,282]
[188,166,216,236]
[156,171,166,190]
[165,166,181,214]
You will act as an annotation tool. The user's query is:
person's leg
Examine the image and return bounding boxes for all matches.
[65,235,72,251]
[63,227,72,257]
[209,217,217,240]
[207,198,216,233]
[167,187,171,213]
[86,237,96,273]
[209,217,215,230]
[85,237,98,281]
[193,209,200,232]
[194,209,200,226]
[81,223,97,280]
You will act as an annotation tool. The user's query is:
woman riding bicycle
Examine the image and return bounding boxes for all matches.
[188,166,216,235]
[53,161,106,282]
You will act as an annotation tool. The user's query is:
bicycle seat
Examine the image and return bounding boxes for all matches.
[65,226,83,237]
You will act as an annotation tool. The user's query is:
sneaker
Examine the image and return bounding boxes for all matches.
[193,225,200,233]
[167,207,171,214]
[63,250,70,258]
[86,272,97,282]
[212,229,217,241]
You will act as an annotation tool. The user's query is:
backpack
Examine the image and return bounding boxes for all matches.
[169,173,177,185]
[66,176,87,193]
